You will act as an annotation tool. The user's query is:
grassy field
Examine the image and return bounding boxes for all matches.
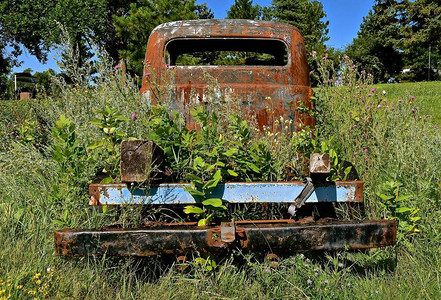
[1,75,440,299]
[374,81,441,125]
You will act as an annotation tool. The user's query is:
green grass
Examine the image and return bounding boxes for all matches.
[374,81,441,125]
[1,73,441,299]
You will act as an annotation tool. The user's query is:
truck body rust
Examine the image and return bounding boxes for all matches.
[54,20,397,257]
[140,19,314,131]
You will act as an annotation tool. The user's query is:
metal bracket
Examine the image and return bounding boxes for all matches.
[220,220,236,243]
[288,177,314,216]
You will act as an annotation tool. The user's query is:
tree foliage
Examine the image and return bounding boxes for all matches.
[270,0,329,54]
[347,0,441,82]
[0,0,133,66]
[113,0,211,75]
[227,0,261,20]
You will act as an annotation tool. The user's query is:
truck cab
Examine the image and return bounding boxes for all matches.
[141,19,314,131]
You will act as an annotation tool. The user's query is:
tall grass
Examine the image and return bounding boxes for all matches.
[1,46,441,299]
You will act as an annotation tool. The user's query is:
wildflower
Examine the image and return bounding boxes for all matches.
[398,99,403,103]
[391,106,395,110]
[338,262,343,267]
[307,279,313,285]
[371,88,377,92]
[426,114,431,117]
[146,72,151,76]
[382,90,386,95]
[114,65,120,70]
[36,280,41,285]
[305,263,309,267]
[413,113,416,117]
[314,272,319,276]
[349,113,352,117]
[364,148,368,153]
[322,56,327,60]
[265,268,270,273]
[366,157,370,162]
[367,73,372,77]
[131,113,136,119]
[324,280,329,284]
[347,282,351,287]
[361,70,366,74]
[377,105,382,108]
[435,126,439,129]
[375,290,379,294]
[353,124,357,128]
[410,96,415,100]
[368,93,372,97]
[350,130,354,133]
[46,267,52,273]
[365,106,370,109]
[412,108,416,112]
[300,254,305,259]
[311,51,317,57]
[352,64,356,69]
[11,132,14,135]
[306,258,310,262]
[35,143,40,147]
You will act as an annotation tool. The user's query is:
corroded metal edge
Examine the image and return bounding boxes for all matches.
[54,219,396,257]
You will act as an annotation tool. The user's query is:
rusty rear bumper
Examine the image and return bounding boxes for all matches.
[54,219,396,257]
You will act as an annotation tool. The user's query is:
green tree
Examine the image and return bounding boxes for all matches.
[0,1,133,66]
[401,0,441,80]
[195,2,214,19]
[34,69,57,95]
[0,43,17,99]
[227,0,261,20]
[113,0,207,75]
[347,0,441,82]
[347,0,405,82]
[270,0,329,55]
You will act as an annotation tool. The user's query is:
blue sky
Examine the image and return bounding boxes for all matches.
[12,0,374,74]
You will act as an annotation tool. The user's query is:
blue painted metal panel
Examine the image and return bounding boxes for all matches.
[89,181,363,205]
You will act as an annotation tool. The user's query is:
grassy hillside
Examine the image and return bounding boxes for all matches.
[1,63,441,300]
[374,81,441,125]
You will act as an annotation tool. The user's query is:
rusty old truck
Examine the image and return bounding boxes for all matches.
[54,20,396,257]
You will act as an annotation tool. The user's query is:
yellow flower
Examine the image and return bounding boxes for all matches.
[0,290,5,295]
[17,285,23,289]
[35,280,41,285]
[33,273,41,279]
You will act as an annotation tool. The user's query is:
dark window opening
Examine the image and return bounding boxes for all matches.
[165,38,288,66]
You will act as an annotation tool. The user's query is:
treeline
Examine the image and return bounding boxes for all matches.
[347,0,441,83]
[0,0,440,98]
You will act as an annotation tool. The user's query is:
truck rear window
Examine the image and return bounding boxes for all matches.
[165,38,288,66]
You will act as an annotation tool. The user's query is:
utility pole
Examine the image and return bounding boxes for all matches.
[14,74,17,99]
[428,44,431,81]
